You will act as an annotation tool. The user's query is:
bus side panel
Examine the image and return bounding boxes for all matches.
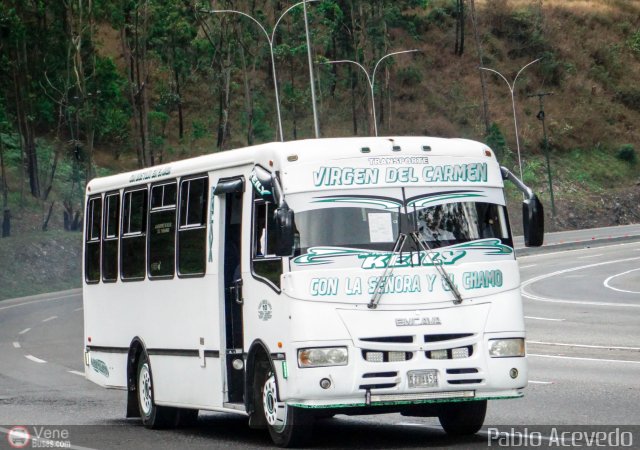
[85,350,127,389]
[150,355,223,408]
[84,276,222,407]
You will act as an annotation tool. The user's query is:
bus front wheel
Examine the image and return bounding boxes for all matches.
[257,368,313,447]
[438,400,487,436]
[136,352,177,428]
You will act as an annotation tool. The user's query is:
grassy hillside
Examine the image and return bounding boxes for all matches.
[0,231,81,301]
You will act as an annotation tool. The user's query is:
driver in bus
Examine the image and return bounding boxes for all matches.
[419,208,455,242]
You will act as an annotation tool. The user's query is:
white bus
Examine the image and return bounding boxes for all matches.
[83,136,543,447]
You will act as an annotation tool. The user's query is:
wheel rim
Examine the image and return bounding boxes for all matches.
[262,374,286,432]
[138,362,153,416]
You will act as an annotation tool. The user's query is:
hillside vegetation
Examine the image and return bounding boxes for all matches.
[1,0,640,298]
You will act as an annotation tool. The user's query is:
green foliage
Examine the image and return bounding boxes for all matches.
[191,120,209,141]
[628,29,640,55]
[589,45,622,88]
[564,147,636,191]
[522,158,545,187]
[93,57,130,144]
[538,51,564,86]
[426,6,452,27]
[397,66,423,87]
[381,0,433,38]
[485,123,509,162]
[489,5,549,59]
[0,133,22,166]
[616,144,637,165]
[615,89,640,113]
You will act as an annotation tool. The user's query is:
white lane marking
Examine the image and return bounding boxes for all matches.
[42,315,58,322]
[528,380,553,384]
[68,370,85,376]
[519,264,537,269]
[0,292,81,311]
[604,268,640,294]
[525,316,565,322]
[12,342,21,348]
[519,240,640,259]
[521,256,640,307]
[74,307,83,312]
[25,354,47,363]
[577,253,603,259]
[18,328,31,335]
[528,340,640,351]
[528,353,640,364]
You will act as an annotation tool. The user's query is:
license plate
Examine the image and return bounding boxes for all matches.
[408,370,438,388]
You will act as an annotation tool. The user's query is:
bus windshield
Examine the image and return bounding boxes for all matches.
[290,191,512,255]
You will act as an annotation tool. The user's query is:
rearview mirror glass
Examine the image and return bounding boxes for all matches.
[274,206,295,257]
[522,195,544,247]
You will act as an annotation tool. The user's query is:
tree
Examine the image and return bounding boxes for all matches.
[469,0,491,132]
[454,0,465,56]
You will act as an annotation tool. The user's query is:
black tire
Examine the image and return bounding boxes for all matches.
[438,400,487,436]
[136,352,177,429]
[255,366,313,447]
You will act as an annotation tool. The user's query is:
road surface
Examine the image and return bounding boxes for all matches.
[1,233,639,448]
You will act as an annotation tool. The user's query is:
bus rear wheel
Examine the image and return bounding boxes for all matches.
[137,352,177,428]
[438,400,487,436]
[257,369,313,447]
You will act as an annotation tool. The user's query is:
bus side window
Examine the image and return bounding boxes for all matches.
[149,181,177,279]
[121,188,148,281]
[102,192,120,282]
[85,195,102,283]
[251,199,282,289]
[178,176,208,276]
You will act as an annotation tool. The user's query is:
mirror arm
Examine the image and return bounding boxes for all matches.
[500,166,534,200]
[271,173,286,208]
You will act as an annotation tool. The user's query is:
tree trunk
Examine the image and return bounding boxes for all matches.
[13,47,40,199]
[0,137,10,237]
[2,208,9,237]
[239,41,254,146]
[350,65,358,135]
[217,41,232,150]
[174,64,184,140]
[121,24,144,168]
[469,0,491,133]
[42,201,55,232]
[455,0,465,56]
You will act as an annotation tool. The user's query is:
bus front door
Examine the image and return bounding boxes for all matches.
[218,179,245,404]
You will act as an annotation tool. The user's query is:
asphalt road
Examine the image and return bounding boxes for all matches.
[1,233,639,449]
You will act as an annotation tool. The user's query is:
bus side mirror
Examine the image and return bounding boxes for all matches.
[274,206,295,257]
[523,195,544,247]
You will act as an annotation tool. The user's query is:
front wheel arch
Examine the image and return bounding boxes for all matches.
[245,340,276,415]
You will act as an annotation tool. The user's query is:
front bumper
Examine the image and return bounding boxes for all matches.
[277,332,527,409]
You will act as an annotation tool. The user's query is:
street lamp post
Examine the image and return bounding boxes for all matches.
[529,91,556,217]
[204,0,318,142]
[479,58,540,180]
[323,49,420,137]
[302,1,320,138]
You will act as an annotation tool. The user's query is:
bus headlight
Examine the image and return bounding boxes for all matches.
[298,347,348,368]
[488,338,525,358]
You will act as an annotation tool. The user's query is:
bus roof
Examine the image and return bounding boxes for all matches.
[86,136,496,194]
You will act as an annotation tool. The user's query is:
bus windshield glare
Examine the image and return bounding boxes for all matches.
[292,199,512,255]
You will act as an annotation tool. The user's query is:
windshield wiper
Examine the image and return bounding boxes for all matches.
[409,231,463,305]
[368,233,407,309]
